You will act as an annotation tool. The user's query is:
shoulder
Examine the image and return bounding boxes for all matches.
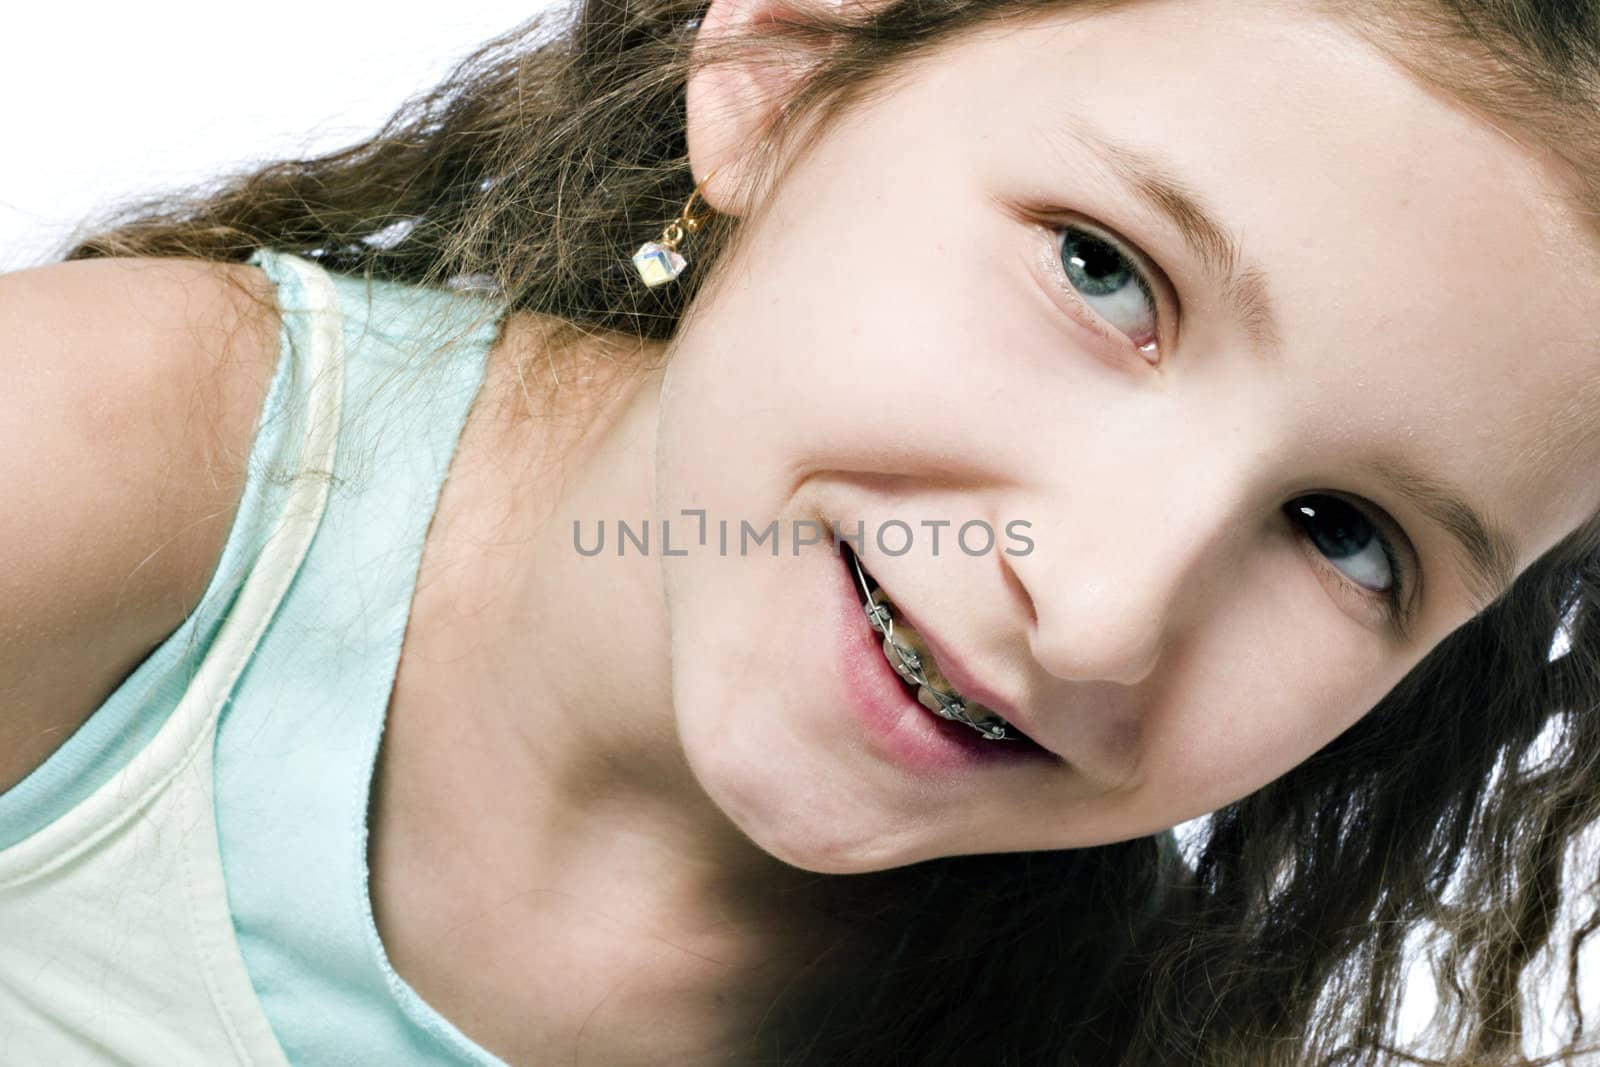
[0,256,283,793]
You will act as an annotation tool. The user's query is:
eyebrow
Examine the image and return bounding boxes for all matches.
[1044,113,1523,612]
[1044,112,1285,358]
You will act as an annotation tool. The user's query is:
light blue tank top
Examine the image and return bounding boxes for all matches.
[0,248,518,1064]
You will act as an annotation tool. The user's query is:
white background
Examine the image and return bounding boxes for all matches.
[0,3,550,270]
[2,1,1591,1054]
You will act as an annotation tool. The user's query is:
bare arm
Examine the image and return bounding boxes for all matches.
[0,256,282,794]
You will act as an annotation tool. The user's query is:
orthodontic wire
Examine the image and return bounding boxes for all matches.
[845,550,1016,742]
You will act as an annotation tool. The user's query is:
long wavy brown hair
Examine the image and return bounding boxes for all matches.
[52,0,1600,1062]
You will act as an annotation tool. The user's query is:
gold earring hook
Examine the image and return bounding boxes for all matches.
[659,161,726,251]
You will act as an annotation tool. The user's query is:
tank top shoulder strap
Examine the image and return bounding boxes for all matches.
[212,253,513,1064]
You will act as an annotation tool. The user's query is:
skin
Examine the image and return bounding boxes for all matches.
[366,0,1600,1061]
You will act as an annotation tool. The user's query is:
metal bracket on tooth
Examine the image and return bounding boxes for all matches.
[847,551,1016,742]
[920,683,1011,741]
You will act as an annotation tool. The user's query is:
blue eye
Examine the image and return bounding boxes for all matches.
[1286,494,1410,619]
[1056,225,1160,354]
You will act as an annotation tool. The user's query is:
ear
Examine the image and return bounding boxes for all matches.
[683,0,852,216]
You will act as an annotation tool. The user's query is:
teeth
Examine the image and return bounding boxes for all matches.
[862,584,1015,742]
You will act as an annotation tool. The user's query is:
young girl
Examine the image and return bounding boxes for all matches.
[5,0,1600,1062]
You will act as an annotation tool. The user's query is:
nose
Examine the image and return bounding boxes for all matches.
[1002,477,1240,689]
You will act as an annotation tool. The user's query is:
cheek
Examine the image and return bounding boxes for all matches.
[1133,622,1398,823]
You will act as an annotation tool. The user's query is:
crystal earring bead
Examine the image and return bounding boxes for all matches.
[630,166,720,288]
[632,238,688,287]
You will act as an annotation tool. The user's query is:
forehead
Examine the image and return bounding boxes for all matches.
[888,0,1600,568]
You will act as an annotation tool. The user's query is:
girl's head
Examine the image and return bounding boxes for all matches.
[65,0,1600,1061]
[656,0,1600,872]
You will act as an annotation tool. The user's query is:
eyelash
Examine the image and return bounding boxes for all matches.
[1042,221,1166,360]
[1284,497,1413,628]
[1036,218,1415,630]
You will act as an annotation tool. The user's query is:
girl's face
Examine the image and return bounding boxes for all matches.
[652,0,1600,872]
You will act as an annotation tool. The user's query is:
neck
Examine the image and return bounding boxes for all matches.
[369,313,864,1063]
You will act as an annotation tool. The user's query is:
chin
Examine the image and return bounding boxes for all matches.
[738,807,945,877]
[679,704,949,876]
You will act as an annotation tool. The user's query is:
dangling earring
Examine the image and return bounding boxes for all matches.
[630,163,724,288]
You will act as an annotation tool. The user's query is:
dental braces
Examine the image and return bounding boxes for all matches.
[846,551,1017,742]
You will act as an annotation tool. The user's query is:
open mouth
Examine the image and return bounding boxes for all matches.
[839,542,1053,756]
